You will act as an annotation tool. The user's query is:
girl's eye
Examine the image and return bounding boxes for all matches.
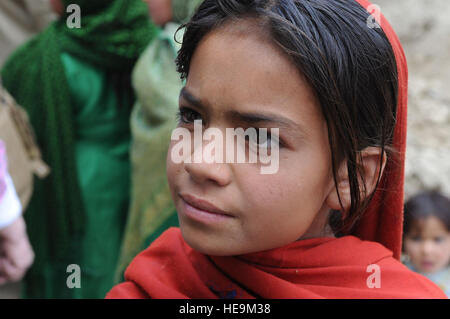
[245,129,282,150]
[257,131,270,146]
[176,107,202,124]
[248,131,271,146]
[434,237,444,243]
[411,236,422,242]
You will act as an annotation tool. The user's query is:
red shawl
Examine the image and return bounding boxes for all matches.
[106,0,447,299]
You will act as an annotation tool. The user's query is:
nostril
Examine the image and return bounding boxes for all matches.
[184,161,231,187]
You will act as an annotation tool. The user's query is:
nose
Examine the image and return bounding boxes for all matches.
[421,240,435,256]
[184,161,232,187]
[184,140,232,187]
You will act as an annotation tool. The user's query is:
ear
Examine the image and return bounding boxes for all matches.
[325,147,387,216]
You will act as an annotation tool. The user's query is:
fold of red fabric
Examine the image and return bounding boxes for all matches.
[351,0,408,261]
[107,228,446,298]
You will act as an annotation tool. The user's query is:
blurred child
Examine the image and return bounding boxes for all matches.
[107,0,446,298]
[403,191,450,297]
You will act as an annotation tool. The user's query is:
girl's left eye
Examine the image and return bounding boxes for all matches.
[245,129,282,149]
[176,107,202,124]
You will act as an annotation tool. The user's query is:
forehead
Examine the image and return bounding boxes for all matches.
[185,19,322,125]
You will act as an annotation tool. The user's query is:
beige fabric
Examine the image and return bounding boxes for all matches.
[0,86,49,210]
[0,0,56,66]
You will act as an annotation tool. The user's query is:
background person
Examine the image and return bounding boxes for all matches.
[403,191,450,297]
[114,0,202,283]
[0,0,55,66]
[1,0,156,298]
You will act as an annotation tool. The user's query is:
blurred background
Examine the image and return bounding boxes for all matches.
[0,0,449,298]
[0,0,55,298]
[375,0,450,198]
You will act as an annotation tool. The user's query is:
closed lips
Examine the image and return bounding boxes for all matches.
[179,193,234,217]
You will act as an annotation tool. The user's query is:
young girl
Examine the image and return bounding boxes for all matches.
[403,191,450,297]
[107,0,447,298]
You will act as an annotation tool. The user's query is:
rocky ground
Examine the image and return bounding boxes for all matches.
[375,0,450,198]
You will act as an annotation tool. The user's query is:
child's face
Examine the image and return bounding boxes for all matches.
[404,216,450,274]
[50,0,64,16]
[143,0,173,26]
[166,21,338,256]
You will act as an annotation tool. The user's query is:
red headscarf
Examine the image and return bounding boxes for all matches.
[106,1,446,299]
[107,227,445,298]
[351,0,409,261]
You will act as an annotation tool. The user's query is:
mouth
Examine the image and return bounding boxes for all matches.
[178,193,235,223]
[421,261,435,269]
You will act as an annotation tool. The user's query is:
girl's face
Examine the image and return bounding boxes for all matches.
[404,216,450,274]
[166,21,338,256]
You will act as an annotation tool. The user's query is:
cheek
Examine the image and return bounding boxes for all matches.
[166,142,183,194]
[404,240,421,257]
[240,172,286,211]
[438,238,450,260]
[236,156,328,233]
[269,150,330,208]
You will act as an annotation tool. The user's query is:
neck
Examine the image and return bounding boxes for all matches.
[299,223,336,241]
[298,205,336,240]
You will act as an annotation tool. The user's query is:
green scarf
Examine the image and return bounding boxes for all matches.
[0,0,157,261]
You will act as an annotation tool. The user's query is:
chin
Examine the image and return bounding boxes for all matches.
[179,226,240,257]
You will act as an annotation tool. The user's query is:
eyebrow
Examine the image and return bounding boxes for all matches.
[180,87,304,133]
[180,87,205,110]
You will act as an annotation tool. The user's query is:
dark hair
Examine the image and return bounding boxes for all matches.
[175,0,398,234]
[404,191,450,234]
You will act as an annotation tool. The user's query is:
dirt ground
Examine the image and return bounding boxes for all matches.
[376,0,450,198]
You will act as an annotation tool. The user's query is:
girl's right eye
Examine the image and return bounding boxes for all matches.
[176,107,202,124]
[411,236,422,242]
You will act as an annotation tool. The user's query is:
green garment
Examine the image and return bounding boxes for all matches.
[1,0,156,298]
[114,23,181,283]
[66,53,132,298]
[24,52,132,298]
[114,0,203,282]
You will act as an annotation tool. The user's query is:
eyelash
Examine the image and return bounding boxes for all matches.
[176,107,203,125]
[175,107,285,148]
